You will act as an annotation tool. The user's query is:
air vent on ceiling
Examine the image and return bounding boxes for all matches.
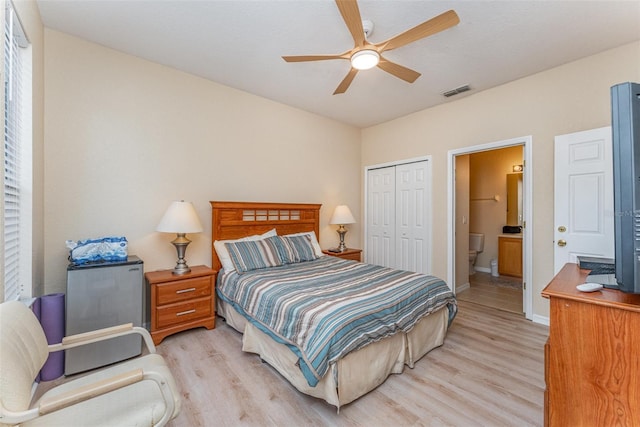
[443,84,471,98]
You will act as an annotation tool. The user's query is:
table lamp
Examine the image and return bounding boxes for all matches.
[157,200,203,274]
[329,205,356,252]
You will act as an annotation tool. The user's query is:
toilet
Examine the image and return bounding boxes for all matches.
[469,233,485,275]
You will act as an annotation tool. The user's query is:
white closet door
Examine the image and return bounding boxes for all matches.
[396,161,431,274]
[554,127,613,274]
[366,167,396,267]
[366,160,431,273]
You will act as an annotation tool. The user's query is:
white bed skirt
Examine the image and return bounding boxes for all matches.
[217,299,449,409]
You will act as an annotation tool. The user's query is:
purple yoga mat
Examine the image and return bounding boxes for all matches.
[31,297,42,383]
[40,293,65,381]
[32,296,41,319]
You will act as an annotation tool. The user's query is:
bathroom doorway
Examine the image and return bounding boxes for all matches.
[447,136,533,319]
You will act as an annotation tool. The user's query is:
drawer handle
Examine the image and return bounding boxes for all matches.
[176,287,196,294]
[176,309,196,317]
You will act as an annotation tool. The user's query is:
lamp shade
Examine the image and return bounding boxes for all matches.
[156,201,203,233]
[329,205,356,225]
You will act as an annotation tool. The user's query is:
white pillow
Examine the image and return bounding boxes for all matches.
[214,228,277,272]
[282,231,323,258]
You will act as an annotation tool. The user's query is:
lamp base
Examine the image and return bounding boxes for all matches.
[336,225,348,252]
[171,233,192,275]
[172,264,191,275]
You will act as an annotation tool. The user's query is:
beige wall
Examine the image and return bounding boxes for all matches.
[27,16,640,321]
[43,30,361,294]
[362,41,640,319]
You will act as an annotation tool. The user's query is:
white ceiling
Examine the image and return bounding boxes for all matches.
[36,0,640,128]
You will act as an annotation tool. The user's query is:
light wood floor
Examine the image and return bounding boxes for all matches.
[456,272,523,315]
[160,299,548,427]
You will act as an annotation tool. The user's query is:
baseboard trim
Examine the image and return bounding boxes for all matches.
[474,266,491,274]
[532,314,549,326]
[456,282,470,294]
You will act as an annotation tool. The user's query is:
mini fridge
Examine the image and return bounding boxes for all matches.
[65,256,144,375]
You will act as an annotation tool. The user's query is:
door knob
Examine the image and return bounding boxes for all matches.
[557,239,567,247]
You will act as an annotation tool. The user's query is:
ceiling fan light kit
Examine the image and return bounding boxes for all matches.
[282,1,460,95]
[361,19,374,38]
[351,49,379,70]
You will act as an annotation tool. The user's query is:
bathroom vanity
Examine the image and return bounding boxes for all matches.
[498,235,522,277]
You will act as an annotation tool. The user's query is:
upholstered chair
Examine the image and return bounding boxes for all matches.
[0,300,181,426]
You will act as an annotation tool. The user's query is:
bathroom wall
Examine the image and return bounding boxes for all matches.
[469,146,523,271]
[455,155,470,290]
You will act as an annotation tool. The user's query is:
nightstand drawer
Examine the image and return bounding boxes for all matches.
[322,248,362,262]
[146,265,216,345]
[156,276,211,305]
[338,251,361,261]
[156,297,212,328]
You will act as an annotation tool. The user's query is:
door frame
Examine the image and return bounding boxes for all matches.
[364,155,433,274]
[447,136,533,320]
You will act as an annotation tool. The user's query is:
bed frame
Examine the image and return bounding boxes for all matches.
[209,201,449,410]
[210,201,321,271]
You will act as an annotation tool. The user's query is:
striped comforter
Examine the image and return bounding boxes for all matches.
[217,256,457,387]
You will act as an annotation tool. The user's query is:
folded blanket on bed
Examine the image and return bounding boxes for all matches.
[217,256,457,387]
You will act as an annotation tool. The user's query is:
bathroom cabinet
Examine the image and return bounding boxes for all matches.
[498,236,522,277]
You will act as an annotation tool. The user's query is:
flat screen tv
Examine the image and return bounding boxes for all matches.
[611,82,640,293]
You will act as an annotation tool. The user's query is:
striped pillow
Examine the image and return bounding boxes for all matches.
[225,236,285,273]
[280,234,319,263]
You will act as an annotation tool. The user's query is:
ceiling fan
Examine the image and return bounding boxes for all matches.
[282,0,460,95]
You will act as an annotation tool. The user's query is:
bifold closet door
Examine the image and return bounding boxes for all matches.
[367,166,395,268]
[396,162,430,274]
[366,160,431,274]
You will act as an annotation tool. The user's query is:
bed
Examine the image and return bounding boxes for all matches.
[210,201,456,410]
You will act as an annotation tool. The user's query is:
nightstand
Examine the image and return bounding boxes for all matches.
[145,265,216,345]
[322,248,362,262]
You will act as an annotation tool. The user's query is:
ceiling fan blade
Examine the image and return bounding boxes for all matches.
[377,58,421,83]
[334,68,359,95]
[377,9,460,52]
[335,0,366,47]
[282,54,347,62]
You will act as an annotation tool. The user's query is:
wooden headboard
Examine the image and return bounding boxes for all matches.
[210,201,321,271]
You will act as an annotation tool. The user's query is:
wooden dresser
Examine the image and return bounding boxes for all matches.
[542,263,640,426]
[145,265,216,345]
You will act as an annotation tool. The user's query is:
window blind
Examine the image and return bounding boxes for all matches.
[3,1,28,301]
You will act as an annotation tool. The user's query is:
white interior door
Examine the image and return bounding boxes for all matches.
[396,161,431,274]
[366,166,395,268]
[554,127,614,274]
